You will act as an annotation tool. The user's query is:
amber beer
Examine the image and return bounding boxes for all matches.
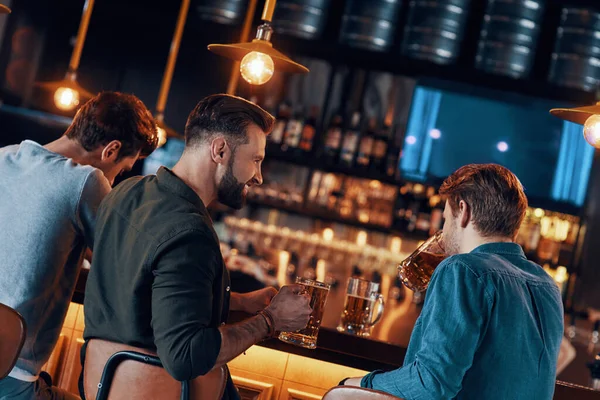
[397,231,446,292]
[340,295,377,332]
[337,278,384,336]
[278,277,330,349]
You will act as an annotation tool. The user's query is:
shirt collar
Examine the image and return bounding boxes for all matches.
[156,166,207,212]
[470,242,525,257]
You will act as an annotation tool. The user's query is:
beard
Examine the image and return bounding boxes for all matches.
[442,219,461,256]
[217,160,247,210]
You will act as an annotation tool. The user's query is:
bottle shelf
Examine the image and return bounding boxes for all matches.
[246,198,431,242]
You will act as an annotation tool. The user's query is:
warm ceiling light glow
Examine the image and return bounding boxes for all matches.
[54,87,79,111]
[156,126,167,148]
[240,51,274,85]
[584,114,600,148]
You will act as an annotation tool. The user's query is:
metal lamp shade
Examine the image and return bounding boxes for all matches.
[207,40,309,74]
[550,102,600,125]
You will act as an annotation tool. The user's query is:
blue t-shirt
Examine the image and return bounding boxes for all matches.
[0,140,111,380]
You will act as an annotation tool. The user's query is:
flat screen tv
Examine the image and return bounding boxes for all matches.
[400,81,594,208]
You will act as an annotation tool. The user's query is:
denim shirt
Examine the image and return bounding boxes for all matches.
[362,242,564,400]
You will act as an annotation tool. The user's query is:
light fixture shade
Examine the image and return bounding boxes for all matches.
[0,4,11,13]
[35,79,95,102]
[550,102,600,125]
[208,39,309,74]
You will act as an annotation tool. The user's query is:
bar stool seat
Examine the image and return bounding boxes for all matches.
[0,303,26,380]
[83,339,226,400]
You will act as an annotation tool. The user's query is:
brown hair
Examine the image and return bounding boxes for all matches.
[184,94,275,148]
[65,91,158,159]
[439,163,528,238]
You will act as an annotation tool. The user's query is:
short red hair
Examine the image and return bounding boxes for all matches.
[439,164,528,238]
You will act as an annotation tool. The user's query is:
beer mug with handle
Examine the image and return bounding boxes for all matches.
[337,278,385,337]
[397,230,446,292]
[279,277,331,349]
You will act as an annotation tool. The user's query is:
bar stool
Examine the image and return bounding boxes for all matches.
[83,339,226,400]
[0,303,26,380]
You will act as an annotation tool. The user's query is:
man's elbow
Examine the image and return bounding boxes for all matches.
[161,354,216,382]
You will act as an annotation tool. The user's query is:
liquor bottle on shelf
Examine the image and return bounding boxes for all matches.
[406,184,425,233]
[371,123,390,174]
[385,126,402,179]
[270,103,290,145]
[282,106,304,152]
[415,187,435,236]
[392,184,410,232]
[299,106,319,154]
[322,113,344,165]
[355,117,376,169]
[339,111,362,168]
[429,193,444,235]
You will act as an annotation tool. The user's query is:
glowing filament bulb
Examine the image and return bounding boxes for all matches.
[54,87,79,111]
[240,51,274,85]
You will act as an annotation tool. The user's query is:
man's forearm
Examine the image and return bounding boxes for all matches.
[214,314,269,366]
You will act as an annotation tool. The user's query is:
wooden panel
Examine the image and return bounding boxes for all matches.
[58,335,84,395]
[284,354,368,389]
[74,303,85,332]
[279,381,325,400]
[41,332,68,380]
[229,346,289,380]
[63,303,80,330]
[232,375,276,400]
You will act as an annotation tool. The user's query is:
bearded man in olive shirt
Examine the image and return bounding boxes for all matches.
[81,94,312,399]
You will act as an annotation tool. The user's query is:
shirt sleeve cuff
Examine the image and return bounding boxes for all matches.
[360,370,385,389]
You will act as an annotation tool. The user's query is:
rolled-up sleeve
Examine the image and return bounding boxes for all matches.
[150,230,222,381]
[363,261,492,399]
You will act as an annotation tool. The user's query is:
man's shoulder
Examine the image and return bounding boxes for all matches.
[102,175,216,245]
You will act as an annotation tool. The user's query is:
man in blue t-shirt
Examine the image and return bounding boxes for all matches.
[0,92,157,400]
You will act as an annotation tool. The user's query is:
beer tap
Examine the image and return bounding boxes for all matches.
[587,353,600,390]
[567,311,577,340]
[592,321,600,345]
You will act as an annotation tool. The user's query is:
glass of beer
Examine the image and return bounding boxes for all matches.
[397,230,446,292]
[337,278,385,337]
[278,277,331,349]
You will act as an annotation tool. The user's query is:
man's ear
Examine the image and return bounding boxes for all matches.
[459,199,471,228]
[101,140,122,162]
[210,137,229,164]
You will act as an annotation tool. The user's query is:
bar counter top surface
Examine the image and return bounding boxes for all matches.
[73,267,597,389]
[73,267,417,371]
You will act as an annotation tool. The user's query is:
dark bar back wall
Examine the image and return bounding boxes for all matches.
[2,0,600,311]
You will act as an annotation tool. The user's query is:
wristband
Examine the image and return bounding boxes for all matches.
[258,309,276,338]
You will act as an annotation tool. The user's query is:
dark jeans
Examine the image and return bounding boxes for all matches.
[0,372,80,400]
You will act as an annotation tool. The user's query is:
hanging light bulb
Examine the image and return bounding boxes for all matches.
[240,51,274,85]
[54,87,80,111]
[208,0,308,89]
[156,126,168,148]
[584,114,600,148]
[35,0,95,112]
[550,101,600,148]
